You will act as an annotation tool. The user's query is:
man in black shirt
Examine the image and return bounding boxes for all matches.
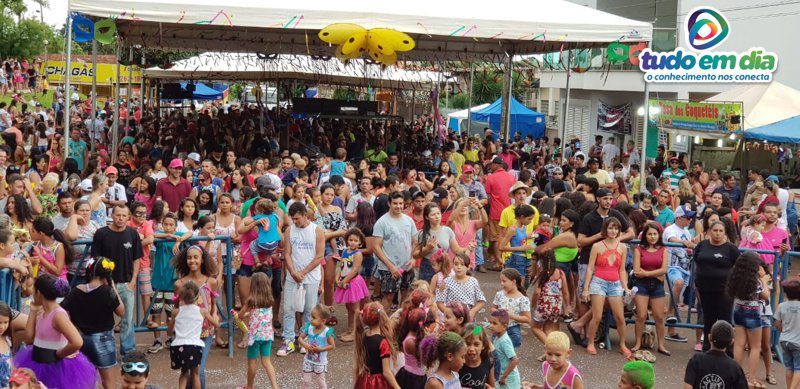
[684,320,747,389]
[91,205,144,356]
[567,188,634,345]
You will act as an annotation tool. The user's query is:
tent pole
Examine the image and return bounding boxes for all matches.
[127,46,133,134]
[411,89,416,124]
[90,39,97,152]
[561,49,572,146]
[141,52,146,111]
[500,53,512,141]
[112,41,121,164]
[466,62,474,137]
[64,12,73,160]
[639,40,652,194]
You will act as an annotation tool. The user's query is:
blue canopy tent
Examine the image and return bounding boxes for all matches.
[745,115,800,143]
[180,82,224,100]
[470,97,545,140]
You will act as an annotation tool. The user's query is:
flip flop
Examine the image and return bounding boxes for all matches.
[641,350,657,363]
[766,373,777,385]
[586,345,597,355]
[620,347,632,358]
[657,348,671,356]
[567,323,583,346]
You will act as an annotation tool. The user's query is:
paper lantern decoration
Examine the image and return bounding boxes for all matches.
[72,14,94,43]
[93,18,117,45]
[319,23,415,66]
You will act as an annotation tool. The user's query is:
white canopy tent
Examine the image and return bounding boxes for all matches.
[145,53,449,89]
[70,0,652,58]
[705,82,800,130]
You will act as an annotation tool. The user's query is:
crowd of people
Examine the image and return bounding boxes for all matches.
[0,86,797,389]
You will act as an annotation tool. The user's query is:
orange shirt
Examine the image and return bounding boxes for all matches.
[128,220,154,268]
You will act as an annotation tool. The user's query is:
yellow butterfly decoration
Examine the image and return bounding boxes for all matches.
[318,23,416,66]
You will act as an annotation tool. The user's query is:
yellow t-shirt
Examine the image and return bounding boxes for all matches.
[463,149,479,163]
[629,175,641,200]
[498,204,539,261]
[585,169,613,186]
[450,152,465,176]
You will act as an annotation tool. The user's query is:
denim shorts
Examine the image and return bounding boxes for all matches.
[588,278,624,297]
[578,264,589,293]
[782,341,800,371]
[507,325,522,348]
[360,255,375,279]
[635,278,666,298]
[271,267,282,299]
[762,315,773,329]
[506,254,530,279]
[667,267,690,287]
[81,330,117,369]
[733,305,763,329]
[236,264,254,277]
[557,261,577,276]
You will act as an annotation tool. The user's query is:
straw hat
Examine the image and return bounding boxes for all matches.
[508,182,531,197]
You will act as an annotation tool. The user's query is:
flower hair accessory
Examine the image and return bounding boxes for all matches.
[101,258,115,271]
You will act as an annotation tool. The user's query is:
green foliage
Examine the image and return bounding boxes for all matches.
[228,82,245,101]
[332,88,357,101]
[0,16,62,58]
[470,68,526,106]
[445,93,469,110]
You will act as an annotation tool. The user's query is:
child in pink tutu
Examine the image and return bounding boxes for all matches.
[334,228,370,342]
[14,274,97,389]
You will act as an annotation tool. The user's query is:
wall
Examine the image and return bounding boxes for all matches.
[692,145,737,171]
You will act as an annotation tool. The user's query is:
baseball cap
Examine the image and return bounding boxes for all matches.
[622,152,630,159]
[431,188,448,202]
[104,166,118,176]
[188,152,201,163]
[553,167,563,175]
[596,188,613,198]
[169,159,183,169]
[79,179,93,192]
[491,157,504,165]
[412,190,427,199]
[669,156,680,162]
[766,175,780,183]
[588,157,600,165]
[675,205,697,219]
[462,164,474,174]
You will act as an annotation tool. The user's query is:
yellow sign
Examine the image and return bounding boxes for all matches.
[42,61,142,85]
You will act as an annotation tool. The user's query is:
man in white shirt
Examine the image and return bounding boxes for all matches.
[662,206,697,342]
[601,137,620,169]
[104,166,128,219]
[345,176,376,223]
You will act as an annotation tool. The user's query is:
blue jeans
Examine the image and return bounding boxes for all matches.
[282,278,320,341]
[115,283,136,355]
[475,230,485,267]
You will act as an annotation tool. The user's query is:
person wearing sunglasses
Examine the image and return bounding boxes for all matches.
[120,351,161,389]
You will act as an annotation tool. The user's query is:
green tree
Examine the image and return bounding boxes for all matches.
[0,16,60,58]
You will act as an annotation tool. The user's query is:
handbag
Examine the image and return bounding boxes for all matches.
[293,284,306,313]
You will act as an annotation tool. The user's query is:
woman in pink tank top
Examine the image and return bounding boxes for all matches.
[582,217,630,356]
[632,222,671,355]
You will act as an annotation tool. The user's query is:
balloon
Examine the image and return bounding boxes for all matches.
[318,23,415,66]
[93,18,117,45]
[72,14,94,43]
[366,28,415,55]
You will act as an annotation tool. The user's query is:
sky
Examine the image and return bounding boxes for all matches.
[24,0,68,27]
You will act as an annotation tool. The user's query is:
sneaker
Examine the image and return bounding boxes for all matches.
[165,337,173,347]
[665,334,688,343]
[147,340,163,354]
[277,341,296,357]
[666,316,678,324]
[476,265,487,273]
[300,346,307,354]
[694,342,703,352]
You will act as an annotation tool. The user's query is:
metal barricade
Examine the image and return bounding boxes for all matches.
[0,268,20,310]
[599,240,788,363]
[72,235,236,358]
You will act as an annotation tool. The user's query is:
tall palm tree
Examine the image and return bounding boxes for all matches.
[33,0,48,23]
